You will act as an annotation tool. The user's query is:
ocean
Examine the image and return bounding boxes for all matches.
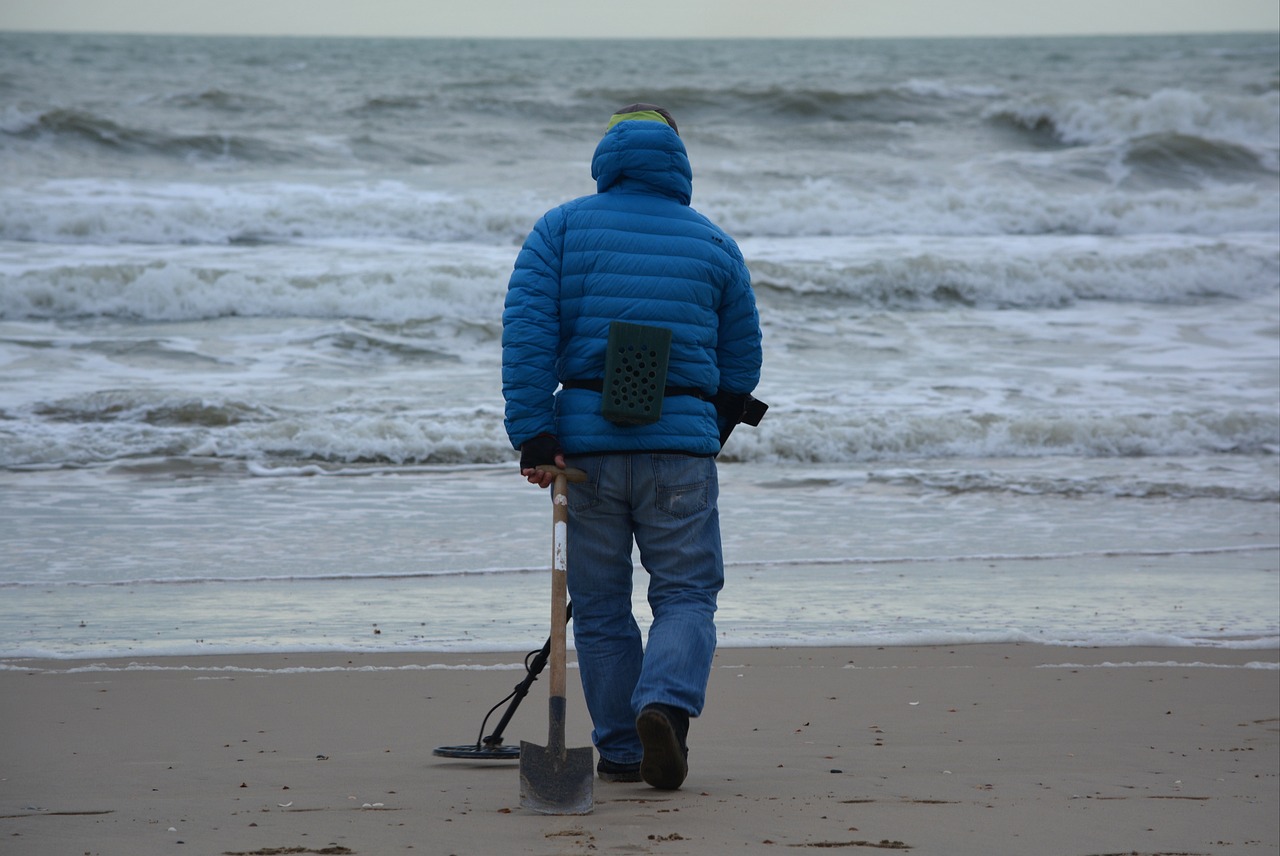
[1,32,1276,661]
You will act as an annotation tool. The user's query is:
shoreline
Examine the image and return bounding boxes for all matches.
[3,643,1276,855]
[3,634,1279,668]
[3,541,1277,661]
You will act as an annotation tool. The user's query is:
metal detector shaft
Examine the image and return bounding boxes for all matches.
[481,602,572,748]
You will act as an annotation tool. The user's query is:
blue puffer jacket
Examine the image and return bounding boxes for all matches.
[502,119,762,457]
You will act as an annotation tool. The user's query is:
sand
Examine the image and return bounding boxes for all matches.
[1,644,1276,856]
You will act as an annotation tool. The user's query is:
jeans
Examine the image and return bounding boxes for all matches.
[565,453,723,764]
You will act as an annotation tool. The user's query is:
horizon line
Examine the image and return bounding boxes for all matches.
[2,27,1276,41]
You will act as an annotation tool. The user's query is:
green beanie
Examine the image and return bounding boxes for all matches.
[607,102,678,135]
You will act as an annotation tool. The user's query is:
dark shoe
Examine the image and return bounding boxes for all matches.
[636,704,689,790]
[596,757,642,783]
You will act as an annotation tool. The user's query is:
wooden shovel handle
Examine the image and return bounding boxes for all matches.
[540,465,585,701]
[535,464,588,483]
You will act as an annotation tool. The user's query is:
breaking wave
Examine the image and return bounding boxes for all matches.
[4,391,1276,470]
[1,107,294,164]
[986,87,1280,172]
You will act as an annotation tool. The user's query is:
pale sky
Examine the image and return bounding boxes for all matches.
[1,0,1277,39]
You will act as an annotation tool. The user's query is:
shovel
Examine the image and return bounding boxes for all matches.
[519,464,594,815]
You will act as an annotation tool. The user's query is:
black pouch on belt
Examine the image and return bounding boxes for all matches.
[601,321,673,426]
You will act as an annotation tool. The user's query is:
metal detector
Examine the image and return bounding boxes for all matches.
[431,602,573,761]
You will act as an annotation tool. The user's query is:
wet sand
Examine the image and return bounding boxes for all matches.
[2,644,1276,855]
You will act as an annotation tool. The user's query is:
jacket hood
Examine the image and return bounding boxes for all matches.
[591,121,693,205]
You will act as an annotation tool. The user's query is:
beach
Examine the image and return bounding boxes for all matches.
[2,643,1276,855]
[1,30,1277,856]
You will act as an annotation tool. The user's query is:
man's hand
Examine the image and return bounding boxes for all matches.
[519,434,566,488]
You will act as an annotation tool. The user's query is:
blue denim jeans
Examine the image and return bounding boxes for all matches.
[565,453,723,765]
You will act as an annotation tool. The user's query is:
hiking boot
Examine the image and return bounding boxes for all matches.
[596,757,642,783]
[636,703,689,790]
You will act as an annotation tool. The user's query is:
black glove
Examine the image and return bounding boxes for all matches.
[519,433,563,470]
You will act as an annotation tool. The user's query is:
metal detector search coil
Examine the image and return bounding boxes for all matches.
[601,321,672,426]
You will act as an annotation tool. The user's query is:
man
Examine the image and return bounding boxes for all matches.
[501,103,762,790]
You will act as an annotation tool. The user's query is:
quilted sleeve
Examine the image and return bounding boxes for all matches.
[715,238,763,397]
[502,208,566,449]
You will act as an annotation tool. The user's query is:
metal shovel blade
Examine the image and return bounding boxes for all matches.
[518,698,594,815]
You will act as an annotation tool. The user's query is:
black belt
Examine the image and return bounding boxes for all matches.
[562,379,708,400]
